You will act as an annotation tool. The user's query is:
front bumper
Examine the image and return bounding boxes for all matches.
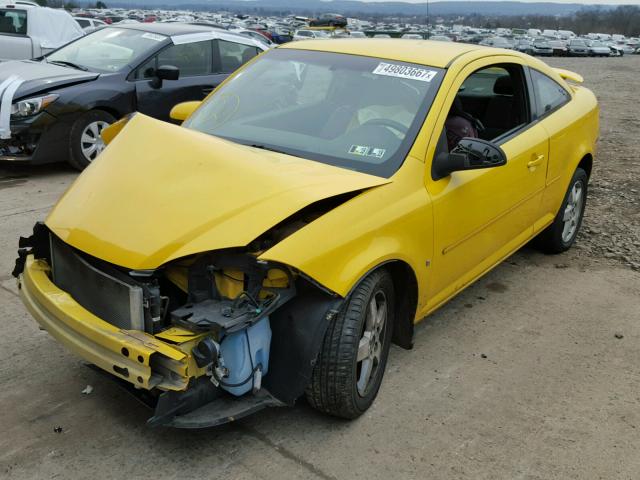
[19,255,191,391]
[0,111,65,164]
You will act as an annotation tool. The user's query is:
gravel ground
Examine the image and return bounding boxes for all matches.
[545,56,640,271]
[0,55,639,480]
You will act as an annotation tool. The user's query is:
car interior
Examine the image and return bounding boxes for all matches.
[451,65,529,144]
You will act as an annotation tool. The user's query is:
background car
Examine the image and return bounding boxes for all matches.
[568,39,590,56]
[401,33,423,40]
[73,16,108,32]
[515,39,534,55]
[532,39,554,56]
[309,13,347,28]
[292,29,329,41]
[586,40,610,57]
[0,3,84,61]
[548,39,569,56]
[0,23,267,169]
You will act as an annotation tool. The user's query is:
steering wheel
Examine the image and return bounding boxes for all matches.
[361,118,409,135]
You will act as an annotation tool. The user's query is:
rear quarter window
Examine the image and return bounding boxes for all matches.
[0,8,27,35]
[531,69,570,116]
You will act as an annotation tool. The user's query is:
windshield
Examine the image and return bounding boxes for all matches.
[571,40,586,46]
[47,28,167,73]
[185,49,444,178]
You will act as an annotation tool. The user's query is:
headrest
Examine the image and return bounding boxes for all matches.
[494,75,514,95]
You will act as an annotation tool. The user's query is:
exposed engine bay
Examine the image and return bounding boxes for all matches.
[14,215,346,427]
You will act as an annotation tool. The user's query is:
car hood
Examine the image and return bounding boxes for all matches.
[0,60,98,100]
[45,114,391,270]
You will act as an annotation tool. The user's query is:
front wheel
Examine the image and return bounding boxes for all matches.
[68,110,116,170]
[306,269,394,419]
[535,167,588,253]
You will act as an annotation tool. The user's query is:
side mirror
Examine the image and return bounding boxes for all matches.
[432,137,507,180]
[150,65,179,88]
[170,101,202,122]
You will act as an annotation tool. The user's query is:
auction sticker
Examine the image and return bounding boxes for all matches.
[373,62,437,82]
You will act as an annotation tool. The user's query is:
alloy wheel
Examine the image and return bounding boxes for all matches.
[561,180,585,243]
[80,120,110,162]
[356,290,387,397]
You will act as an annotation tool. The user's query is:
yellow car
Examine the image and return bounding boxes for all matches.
[13,40,598,427]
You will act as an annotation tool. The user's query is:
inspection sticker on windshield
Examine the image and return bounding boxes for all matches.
[372,63,437,82]
[141,33,165,42]
[349,145,386,159]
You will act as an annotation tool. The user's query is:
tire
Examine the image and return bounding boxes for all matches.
[68,110,116,170]
[306,269,395,419]
[535,167,588,254]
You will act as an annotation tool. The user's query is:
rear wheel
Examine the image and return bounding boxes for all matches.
[68,110,115,170]
[535,167,588,253]
[306,269,394,419]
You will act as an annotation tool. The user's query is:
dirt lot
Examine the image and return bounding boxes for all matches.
[1,56,639,480]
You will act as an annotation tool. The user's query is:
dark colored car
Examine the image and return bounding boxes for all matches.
[532,39,554,56]
[568,39,590,56]
[0,23,266,169]
[309,13,347,28]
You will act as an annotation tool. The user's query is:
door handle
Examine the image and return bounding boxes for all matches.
[527,154,545,168]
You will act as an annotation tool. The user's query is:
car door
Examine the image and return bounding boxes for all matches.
[133,39,227,122]
[424,57,549,309]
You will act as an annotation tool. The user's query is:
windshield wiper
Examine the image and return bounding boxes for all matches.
[48,60,88,71]
[249,144,298,157]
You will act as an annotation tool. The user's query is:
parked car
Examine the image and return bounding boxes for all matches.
[14,39,598,428]
[568,39,590,56]
[401,33,423,40]
[514,39,533,55]
[235,28,275,48]
[532,39,554,56]
[0,4,84,61]
[292,29,329,41]
[548,39,568,56]
[0,23,267,169]
[73,16,108,31]
[587,40,611,57]
[428,35,453,42]
[309,13,347,28]
[479,36,513,49]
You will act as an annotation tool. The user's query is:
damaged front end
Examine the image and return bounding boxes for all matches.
[14,222,342,428]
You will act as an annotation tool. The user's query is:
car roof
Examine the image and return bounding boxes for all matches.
[281,39,487,68]
[113,22,222,37]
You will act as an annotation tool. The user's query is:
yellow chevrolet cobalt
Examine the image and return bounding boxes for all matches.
[14,40,598,427]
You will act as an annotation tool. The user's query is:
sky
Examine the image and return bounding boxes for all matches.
[362,0,640,4]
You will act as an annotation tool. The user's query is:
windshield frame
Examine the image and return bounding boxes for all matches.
[184,48,445,178]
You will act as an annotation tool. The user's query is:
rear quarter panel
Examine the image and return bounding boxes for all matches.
[539,85,598,220]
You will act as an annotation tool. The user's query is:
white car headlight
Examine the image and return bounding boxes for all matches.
[10,94,59,118]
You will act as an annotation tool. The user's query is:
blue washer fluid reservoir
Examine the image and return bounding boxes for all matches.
[219,317,271,397]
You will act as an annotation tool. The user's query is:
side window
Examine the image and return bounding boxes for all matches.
[217,40,259,73]
[135,41,213,80]
[157,40,213,77]
[440,63,530,152]
[76,19,90,28]
[531,69,570,116]
[0,9,27,35]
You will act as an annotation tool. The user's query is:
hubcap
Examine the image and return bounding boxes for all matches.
[80,120,110,162]
[561,180,584,243]
[356,291,387,397]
